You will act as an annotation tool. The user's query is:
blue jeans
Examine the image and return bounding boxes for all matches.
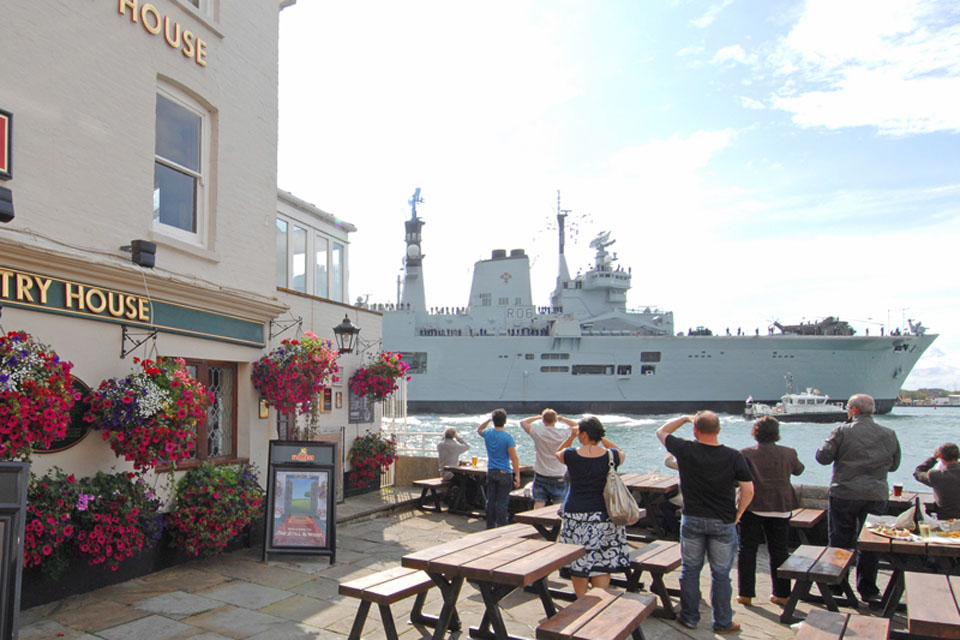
[532,474,566,504]
[828,497,887,597]
[486,469,513,529]
[678,514,738,630]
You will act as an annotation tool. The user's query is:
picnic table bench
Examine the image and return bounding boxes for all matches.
[414,477,451,512]
[536,588,657,640]
[621,472,679,540]
[621,540,682,619]
[902,571,960,639]
[777,545,858,624]
[339,566,455,640]
[791,508,826,545]
[795,609,890,640]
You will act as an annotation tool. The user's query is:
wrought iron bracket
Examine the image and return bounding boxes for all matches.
[269,315,302,340]
[121,325,158,359]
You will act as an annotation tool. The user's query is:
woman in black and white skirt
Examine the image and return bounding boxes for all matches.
[554,416,630,598]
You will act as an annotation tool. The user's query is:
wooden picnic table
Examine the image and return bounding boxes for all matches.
[443,463,535,517]
[621,472,679,539]
[903,571,960,639]
[886,489,935,517]
[514,503,649,543]
[857,522,960,619]
[402,525,584,640]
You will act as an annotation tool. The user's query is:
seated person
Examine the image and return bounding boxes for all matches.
[914,442,960,519]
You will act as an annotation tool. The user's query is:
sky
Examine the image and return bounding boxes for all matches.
[277,0,960,391]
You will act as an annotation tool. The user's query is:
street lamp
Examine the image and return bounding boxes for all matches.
[332,314,360,354]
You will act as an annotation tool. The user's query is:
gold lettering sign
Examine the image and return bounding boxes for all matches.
[1,267,151,323]
[117,0,208,67]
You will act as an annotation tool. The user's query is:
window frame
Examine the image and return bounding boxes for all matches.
[152,84,211,246]
[275,214,347,302]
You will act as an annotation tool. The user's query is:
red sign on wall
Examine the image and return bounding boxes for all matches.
[0,109,10,180]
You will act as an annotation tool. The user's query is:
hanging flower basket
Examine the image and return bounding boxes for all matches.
[349,352,410,402]
[83,357,210,471]
[0,330,77,460]
[251,331,340,415]
[347,431,397,489]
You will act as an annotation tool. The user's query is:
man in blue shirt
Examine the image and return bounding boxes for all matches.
[478,408,521,528]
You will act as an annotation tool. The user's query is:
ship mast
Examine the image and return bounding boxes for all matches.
[556,190,572,289]
[400,188,427,313]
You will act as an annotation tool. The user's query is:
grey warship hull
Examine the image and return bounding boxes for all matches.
[379,191,935,415]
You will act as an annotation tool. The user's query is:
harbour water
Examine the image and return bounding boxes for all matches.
[395,406,956,492]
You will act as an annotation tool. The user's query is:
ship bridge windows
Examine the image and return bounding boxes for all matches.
[498,297,509,306]
[541,353,570,360]
[771,352,796,359]
[541,366,569,373]
[640,365,656,375]
[572,364,614,375]
[617,365,632,375]
[479,293,491,306]
[640,351,661,362]
[525,354,535,360]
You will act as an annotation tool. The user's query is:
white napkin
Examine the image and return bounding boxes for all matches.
[892,506,916,531]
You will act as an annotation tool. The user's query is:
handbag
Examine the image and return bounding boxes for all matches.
[603,449,641,526]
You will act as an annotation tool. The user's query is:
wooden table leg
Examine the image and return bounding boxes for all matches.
[649,572,676,619]
[780,579,812,624]
[428,573,464,640]
[470,582,522,640]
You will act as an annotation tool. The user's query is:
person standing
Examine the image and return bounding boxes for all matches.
[657,411,754,634]
[520,409,576,508]
[437,427,470,482]
[478,409,520,529]
[816,393,900,602]
[737,416,805,607]
[913,442,960,519]
[554,416,630,598]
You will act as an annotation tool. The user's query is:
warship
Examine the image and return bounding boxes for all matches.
[378,190,935,415]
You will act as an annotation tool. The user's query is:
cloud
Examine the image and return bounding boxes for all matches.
[740,96,765,110]
[711,44,757,66]
[692,0,734,28]
[769,0,960,134]
[676,45,705,57]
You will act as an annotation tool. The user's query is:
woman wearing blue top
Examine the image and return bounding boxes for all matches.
[554,416,630,598]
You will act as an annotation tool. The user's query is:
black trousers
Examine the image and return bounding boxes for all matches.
[828,496,887,597]
[737,511,791,598]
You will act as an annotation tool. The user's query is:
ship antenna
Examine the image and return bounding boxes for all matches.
[409,187,423,219]
[557,190,571,256]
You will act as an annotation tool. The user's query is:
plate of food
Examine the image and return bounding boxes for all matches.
[867,524,922,541]
[932,530,960,543]
[938,518,960,532]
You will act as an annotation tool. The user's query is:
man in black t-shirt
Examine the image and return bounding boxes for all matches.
[657,411,754,634]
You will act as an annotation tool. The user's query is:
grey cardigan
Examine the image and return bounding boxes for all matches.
[816,414,901,501]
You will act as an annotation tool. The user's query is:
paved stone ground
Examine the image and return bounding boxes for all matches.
[20,493,909,639]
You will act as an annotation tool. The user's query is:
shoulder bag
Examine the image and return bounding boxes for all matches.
[603,449,641,526]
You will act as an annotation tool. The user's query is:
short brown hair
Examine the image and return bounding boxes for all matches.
[940,443,959,462]
[541,409,558,425]
[752,416,780,443]
[693,410,720,434]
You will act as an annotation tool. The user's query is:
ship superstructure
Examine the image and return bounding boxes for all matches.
[379,191,935,414]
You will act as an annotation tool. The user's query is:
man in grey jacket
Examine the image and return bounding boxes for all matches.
[816,393,901,602]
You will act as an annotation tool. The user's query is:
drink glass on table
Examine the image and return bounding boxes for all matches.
[472,456,478,467]
[893,482,903,497]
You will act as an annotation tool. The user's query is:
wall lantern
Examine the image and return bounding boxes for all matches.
[120,239,156,268]
[0,187,13,224]
[332,314,360,354]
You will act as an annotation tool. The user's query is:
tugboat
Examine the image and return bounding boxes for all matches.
[745,376,848,423]
[376,190,936,415]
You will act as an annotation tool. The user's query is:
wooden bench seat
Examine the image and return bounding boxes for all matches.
[777,545,858,624]
[795,609,890,640]
[339,566,456,640]
[413,477,450,512]
[537,588,657,640]
[791,508,826,545]
[622,540,682,619]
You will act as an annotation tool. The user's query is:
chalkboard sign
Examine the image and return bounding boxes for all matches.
[263,440,337,563]
[348,388,373,424]
[34,378,91,454]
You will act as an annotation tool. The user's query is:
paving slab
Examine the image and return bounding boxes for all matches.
[96,614,202,640]
[49,599,150,633]
[134,591,224,619]
[198,582,294,609]
[180,604,288,639]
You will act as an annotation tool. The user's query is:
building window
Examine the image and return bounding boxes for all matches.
[572,364,614,375]
[617,365,632,375]
[641,365,656,375]
[641,351,661,362]
[183,360,237,461]
[525,354,534,360]
[541,353,570,360]
[315,235,328,298]
[480,293,491,306]
[498,297,509,306]
[541,366,569,373]
[154,90,208,238]
[291,225,307,293]
[331,242,344,302]
[403,352,428,373]
[275,219,288,289]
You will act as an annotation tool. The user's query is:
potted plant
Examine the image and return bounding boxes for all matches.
[0,330,77,459]
[83,357,210,471]
[347,430,397,494]
[252,331,339,415]
[165,463,264,558]
[348,351,410,402]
